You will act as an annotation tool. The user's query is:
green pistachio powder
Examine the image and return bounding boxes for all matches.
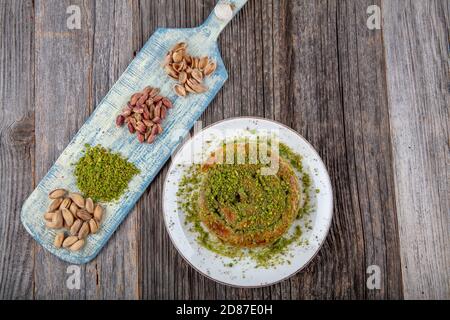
[74,144,140,202]
[177,141,315,268]
[205,161,291,233]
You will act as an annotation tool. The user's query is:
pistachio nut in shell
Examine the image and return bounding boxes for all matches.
[54,232,65,248]
[44,211,55,221]
[70,219,83,236]
[48,198,63,212]
[77,209,92,221]
[59,198,72,210]
[89,219,99,234]
[78,222,90,239]
[49,188,67,199]
[62,236,79,248]
[51,210,64,229]
[70,239,85,251]
[69,193,85,208]
[94,204,104,222]
[62,208,74,227]
[69,202,79,216]
[85,198,94,214]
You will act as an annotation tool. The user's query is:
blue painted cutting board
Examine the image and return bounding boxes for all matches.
[21,0,248,264]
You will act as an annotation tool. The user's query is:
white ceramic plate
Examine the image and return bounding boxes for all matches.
[163,117,333,287]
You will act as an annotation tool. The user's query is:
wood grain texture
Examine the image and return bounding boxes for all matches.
[84,0,139,299]
[382,0,450,299]
[34,0,94,299]
[0,0,35,299]
[0,0,447,299]
[273,0,402,299]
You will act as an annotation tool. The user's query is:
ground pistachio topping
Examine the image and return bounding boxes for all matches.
[278,142,313,219]
[177,140,314,268]
[74,144,140,202]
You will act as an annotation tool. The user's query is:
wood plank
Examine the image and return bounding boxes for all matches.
[0,0,35,300]
[84,0,140,299]
[34,0,95,299]
[382,0,450,299]
[284,0,403,299]
[335,0,403,299]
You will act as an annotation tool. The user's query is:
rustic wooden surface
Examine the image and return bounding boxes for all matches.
[0,0,448,299]
[383,0,450,299]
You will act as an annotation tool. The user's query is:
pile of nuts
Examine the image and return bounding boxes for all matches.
[44,188,104,251]
[116,86,173,144]
[163,42,217,97]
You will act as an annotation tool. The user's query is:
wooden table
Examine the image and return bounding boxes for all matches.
[0,0,448,300]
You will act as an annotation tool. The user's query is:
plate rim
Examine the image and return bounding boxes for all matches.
[162,116,334,288]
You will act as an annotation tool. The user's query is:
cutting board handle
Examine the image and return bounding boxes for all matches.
[200,0,248,41]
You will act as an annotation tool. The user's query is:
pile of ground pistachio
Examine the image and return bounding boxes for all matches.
[74,144,140,202]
